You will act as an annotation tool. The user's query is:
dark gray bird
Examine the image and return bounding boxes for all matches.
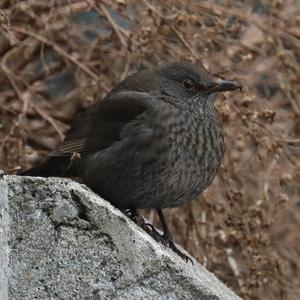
[21,62,241,259]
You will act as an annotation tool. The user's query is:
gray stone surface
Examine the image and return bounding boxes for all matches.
[5,175,242,300]
[0,170,9,300]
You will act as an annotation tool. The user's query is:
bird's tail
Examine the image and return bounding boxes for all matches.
[19,157,71,177]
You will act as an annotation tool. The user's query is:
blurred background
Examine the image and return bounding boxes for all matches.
[0,0,299,299]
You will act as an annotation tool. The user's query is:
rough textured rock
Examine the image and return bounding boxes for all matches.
[5,175,242,300]
[0,171,9,300]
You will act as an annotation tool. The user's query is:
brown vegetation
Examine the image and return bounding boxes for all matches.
[0,1,299,299]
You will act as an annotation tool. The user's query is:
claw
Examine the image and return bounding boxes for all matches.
[125,208,193,263]
[156,209,193,263]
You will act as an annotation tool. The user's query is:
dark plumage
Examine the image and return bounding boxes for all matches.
[21,62,240,259]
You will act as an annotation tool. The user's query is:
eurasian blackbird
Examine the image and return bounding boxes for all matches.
[21,62,241,260]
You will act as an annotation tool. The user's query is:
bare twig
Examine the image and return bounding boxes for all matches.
[12,26,101,82]
[170,25,200,62]
[92,2,128,48]
[33,106,65,141]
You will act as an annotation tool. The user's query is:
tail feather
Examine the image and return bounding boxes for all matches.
[19,157,70,177]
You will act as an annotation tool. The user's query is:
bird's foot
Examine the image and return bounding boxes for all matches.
[125,209,165,242]
[165,238,193,263]
[125,209,146,227]
[156,209,193,263]
[147,229,193,263]
[157,230,193,263]
[125,209,192,263]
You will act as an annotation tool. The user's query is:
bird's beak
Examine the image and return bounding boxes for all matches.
[206,80,242,95]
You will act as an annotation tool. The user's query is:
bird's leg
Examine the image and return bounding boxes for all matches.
[125,208,158,236]
[125,208,192,262]
[156,209,192,263]
[126,208,146,227]
[125,208,139,222]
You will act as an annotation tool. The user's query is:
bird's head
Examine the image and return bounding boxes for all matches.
[114,62,241,113]
[154,62,241,99]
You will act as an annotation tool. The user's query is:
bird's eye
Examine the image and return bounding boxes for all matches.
[183,79,195,90]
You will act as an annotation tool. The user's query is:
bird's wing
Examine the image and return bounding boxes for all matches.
[51,91,154,157]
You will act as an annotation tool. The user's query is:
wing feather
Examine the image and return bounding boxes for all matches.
[51,91,154,157]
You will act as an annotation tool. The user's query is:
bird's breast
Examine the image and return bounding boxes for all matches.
[151,107,225,206]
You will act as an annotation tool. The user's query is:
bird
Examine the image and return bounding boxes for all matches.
[21,62,241,260]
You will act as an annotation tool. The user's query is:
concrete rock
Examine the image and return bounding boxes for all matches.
[4,175,242,300]
[0,171,9,300]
